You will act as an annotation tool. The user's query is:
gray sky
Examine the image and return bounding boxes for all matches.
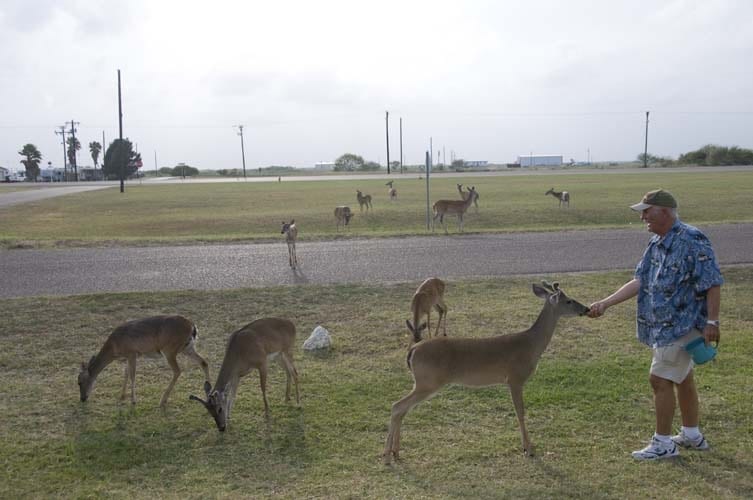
[2,0,752,171]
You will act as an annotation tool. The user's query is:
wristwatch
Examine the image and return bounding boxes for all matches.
[706,319,720,327]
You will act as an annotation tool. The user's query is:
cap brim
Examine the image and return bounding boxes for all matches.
[630,202,651,211]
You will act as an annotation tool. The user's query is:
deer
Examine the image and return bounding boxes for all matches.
[280,219,298,269]
[77,315,210,407]
[383,281,590,464]
[406,277,447,343]
[190,317,300,432]
[431,186,477,234]
[545,187,570,208]
[386,181,397,201]
[335,206,353,231]
[457,183,479,212]
[356,190,373,212]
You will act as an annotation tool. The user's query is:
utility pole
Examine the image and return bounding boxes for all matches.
[425,151,431,230]
[399,117,403,174]
[55,126,67,181]
[430,137,433,169]
[101,130,106,179]
[443,146,446,169]
[154,150,158,177]
[643,111,650,168]
[117,69,125,192]
[235,125,247,179]
[118,70,123,140]
[68,120,80,181]
[385,111,390,174]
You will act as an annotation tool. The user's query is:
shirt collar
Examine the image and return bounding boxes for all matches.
[654,219,681,249]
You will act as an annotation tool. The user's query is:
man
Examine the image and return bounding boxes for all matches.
[588,189,723,460]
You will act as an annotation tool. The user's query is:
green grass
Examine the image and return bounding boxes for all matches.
[1,268,752,499]
[1,170,752,248]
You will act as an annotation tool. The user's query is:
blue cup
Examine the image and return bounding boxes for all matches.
[685,337,717,365]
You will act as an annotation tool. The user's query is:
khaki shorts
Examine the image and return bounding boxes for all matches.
[650,329,703,384]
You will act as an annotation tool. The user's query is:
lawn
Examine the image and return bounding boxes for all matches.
[1,269,751,499]
[1,170,752,248]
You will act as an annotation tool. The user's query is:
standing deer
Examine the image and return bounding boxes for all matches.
[386,181,397,201]
[545,188,570,208]
[356,190,373,212]
[432,186,477,234]
[383,282,589,463]
[457,183,479,212]
[406,277,448,342]
[190,318,300,432]
[77,315,210,407]
[334,206,353,231]
[280,219,298,269]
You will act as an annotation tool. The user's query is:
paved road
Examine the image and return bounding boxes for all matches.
[0,185,113,208]
[1,224,751,298]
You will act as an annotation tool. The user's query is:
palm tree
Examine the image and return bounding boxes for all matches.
[67,136,81,180]
[89,141,102,171]
[18,144,42,182]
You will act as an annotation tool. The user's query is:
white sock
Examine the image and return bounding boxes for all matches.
[653,433,672,445]
[681,426,702,440]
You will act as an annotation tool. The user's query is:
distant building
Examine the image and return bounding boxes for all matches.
[38,168,65,182]
[463,160,488,168]
[0,166,8,181]
[517,155,563,167]
[314,162,335,170]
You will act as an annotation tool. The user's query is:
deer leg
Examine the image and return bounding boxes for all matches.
[120,362,130,401]
[160,354,181,407]
[509,384,533,456]
[127,356,137,404]
[383,388,435,464]
[259,363,270,418]
[280,351,300,404]
[435,301,448,336]
[183,343,210,383]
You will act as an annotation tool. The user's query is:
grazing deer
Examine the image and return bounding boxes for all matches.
[190,318,300,432]
[335,206,353,231]
[386,181,397,201]
[383,282,589,463]
[280,219,298,269]
[356,190,373,212]
[77,315,210,407]
[457,183,479,212]
[545,187,570,208]
[432,186,477,234]
[406,277,447,342]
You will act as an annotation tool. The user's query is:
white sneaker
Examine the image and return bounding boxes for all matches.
[631,437,679,460]
[671,431,710,451]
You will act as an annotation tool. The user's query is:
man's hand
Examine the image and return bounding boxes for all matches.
[588,301,607,318]
[704,324,720,345]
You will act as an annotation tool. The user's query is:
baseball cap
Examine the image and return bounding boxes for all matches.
[630,189,678,211]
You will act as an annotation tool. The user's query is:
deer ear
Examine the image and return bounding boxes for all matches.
[406,320,414,331]
[532,283,549,298]
[189,394,209,408]
[203,381,212,396]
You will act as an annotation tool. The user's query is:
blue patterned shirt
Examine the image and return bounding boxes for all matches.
[634,219,724,347]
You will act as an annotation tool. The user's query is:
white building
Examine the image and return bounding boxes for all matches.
[517,155,563,167]
[0,166,8,181]
[314,162,335,170]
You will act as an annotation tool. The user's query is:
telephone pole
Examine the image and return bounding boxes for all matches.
[643,111,650,168]
[235,125,247,179]
[55,125,67,181]
[385,111,391,174]
[399,117,403,174]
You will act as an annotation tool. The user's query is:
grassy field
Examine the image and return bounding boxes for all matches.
[1,269,752,499]
[1,170,752,248]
